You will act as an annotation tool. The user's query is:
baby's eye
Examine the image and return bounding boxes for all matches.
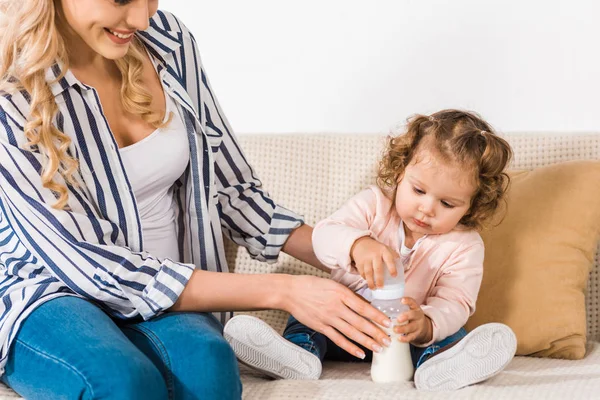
[413,187,425,195]
[441,201,455,209]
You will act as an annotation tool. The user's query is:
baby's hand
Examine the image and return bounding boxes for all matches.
[395,297,433,345]
[349,236,398,289]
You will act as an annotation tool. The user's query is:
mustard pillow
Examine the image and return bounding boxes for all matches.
[465,161,600,359]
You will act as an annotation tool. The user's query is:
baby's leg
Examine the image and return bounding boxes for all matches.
[413,323,517,391]
[321,335,373,363]
[283,315,328,361]
[224,315,323,380]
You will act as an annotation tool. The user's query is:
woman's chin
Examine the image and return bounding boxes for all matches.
[96,40,131,60]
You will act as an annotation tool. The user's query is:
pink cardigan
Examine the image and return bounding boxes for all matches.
[312,186,484,345]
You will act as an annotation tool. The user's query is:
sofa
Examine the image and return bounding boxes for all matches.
[0,133,598,399]
[228,133,600,400]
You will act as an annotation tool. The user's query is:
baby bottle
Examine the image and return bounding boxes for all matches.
[370,261,414,382]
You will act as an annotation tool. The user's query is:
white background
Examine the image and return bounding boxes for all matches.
[161,0,600,135]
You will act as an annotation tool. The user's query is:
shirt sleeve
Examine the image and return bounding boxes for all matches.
[0,103,195,320]
[179,25,303,263]
[418,241,485,346]
[312,187,379,272]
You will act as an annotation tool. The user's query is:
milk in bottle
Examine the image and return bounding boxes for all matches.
[370,266,414,382]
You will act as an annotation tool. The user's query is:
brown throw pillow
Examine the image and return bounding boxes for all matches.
[465,161,600,359]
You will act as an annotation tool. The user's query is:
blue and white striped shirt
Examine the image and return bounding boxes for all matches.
[0,10,302,373]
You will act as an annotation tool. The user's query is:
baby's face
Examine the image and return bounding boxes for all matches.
[395,148,476,239]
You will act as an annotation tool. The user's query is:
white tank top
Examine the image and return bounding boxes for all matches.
[119,95,190,262]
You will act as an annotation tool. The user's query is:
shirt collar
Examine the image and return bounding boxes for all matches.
[46,60,85,98]
[136,17,181,65]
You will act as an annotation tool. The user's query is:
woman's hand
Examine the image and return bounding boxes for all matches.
[395,297,433,344]
[350,236,398,289]
[169,269,392,358]
[282,275,392,359]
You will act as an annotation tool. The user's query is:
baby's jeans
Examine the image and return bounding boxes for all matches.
[283,315,467,368]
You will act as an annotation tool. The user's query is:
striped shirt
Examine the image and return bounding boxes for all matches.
[0,10,303,373]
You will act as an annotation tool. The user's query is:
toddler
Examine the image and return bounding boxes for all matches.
[224,110,518,391]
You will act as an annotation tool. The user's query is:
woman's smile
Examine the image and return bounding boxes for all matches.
[104,28,135,44]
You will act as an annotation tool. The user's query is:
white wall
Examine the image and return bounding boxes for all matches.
[161,0,600,134]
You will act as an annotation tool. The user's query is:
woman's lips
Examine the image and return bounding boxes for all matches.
[104,28,134,45]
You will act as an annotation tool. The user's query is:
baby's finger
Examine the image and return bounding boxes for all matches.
[401,297,421,311]
[363,263,375,289]
[399,330,419,343]
[372,257,385,288]
[395,320,418,336]
[397,309,423,324]
[382,250,398,277]
[354,262,365,279]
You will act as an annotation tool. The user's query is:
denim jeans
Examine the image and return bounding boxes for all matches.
[1,296,242,400]
[283,315,467,368]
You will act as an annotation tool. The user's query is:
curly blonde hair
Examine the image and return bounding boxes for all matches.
[378,109,513,230]
[0,0,170,209]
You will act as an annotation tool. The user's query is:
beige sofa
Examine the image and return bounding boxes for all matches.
[228,133,600,400]
[0,133,598,399]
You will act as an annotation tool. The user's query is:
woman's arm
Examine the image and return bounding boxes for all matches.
[281,224,331,273]
[171,270,391,358]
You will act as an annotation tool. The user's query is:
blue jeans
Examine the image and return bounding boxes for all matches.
[283,315,467,368]
[1,296,242,400]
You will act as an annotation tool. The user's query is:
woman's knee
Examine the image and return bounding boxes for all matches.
[199,331,238,368]
[66,350,168,400]
[145,313,242,399]
[98,356,168,400]
[138,312,238,373]
[123,312,242,398]
[185,331,242,399]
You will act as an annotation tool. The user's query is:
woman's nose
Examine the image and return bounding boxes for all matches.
[126,0,151,31]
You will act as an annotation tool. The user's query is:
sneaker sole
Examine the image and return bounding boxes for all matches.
[414,323,517,391]
[224,315,322,380]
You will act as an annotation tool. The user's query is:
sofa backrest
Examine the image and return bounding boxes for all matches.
[225,133,600,341]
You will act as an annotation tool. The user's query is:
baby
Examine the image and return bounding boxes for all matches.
[225,109,517,391]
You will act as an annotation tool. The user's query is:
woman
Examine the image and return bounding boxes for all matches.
[0,0,391,398]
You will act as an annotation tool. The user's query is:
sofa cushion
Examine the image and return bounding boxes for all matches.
[465,161,600,359]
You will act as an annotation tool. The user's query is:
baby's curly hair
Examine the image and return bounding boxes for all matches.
[378,109,513,230]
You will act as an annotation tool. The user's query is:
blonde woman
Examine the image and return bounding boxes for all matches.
[0,0,392,398]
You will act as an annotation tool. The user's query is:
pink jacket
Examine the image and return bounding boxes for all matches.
[312,186,484,345]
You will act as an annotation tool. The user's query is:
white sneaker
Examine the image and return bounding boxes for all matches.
[414,323,517,391]
[223,315,322,380]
